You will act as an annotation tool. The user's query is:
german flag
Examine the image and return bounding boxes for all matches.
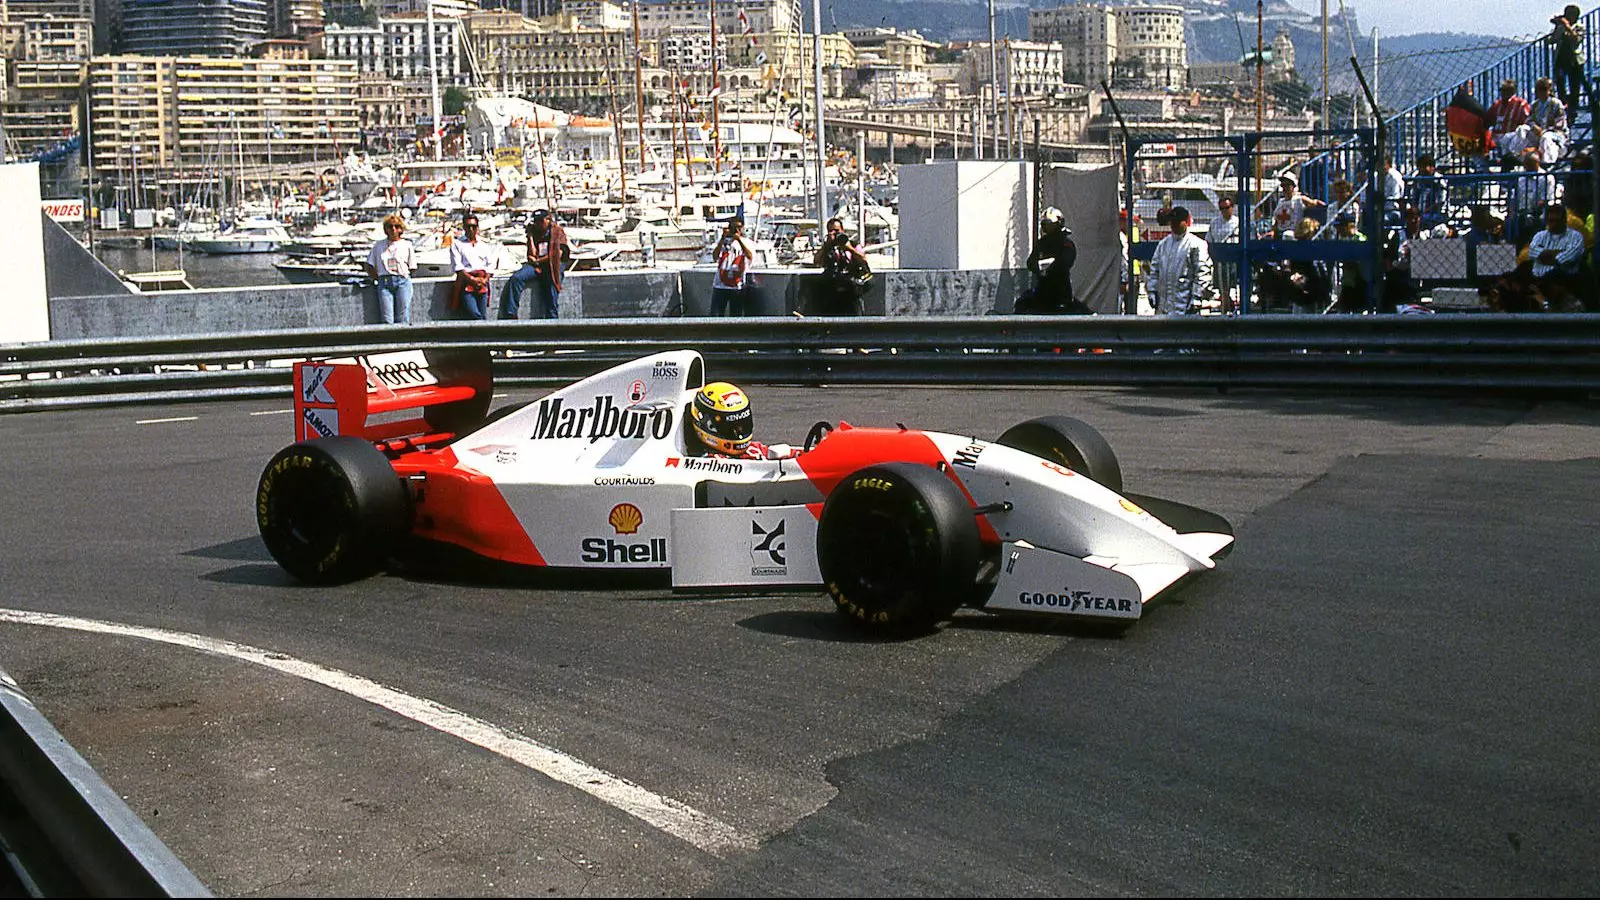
[1446,84,1490,156]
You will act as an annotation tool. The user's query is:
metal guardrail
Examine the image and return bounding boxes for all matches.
[0,666,210,897]
[3,316,1600,411]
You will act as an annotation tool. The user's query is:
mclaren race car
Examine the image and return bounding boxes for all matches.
[257,348,1233,634]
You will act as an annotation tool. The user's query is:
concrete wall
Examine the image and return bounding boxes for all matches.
[43,215,132,300]
[1,163,51,343]
[47,266,1028,339]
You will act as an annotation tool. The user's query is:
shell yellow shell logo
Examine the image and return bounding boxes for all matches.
[1119,498,1147,516]
[609,503,643,535]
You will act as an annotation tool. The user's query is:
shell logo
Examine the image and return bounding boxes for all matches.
[1119,498,1147,516]
[608,503,643,535]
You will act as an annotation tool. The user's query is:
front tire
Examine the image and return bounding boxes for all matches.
[817,463,979,635]
[996,416,1122,493]
[256,436,411,584]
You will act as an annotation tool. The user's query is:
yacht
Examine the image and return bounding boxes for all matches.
[188,217,292,255]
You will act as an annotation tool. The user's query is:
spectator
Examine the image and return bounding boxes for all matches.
[499,209,569,320]
[1550,5,1586,114]
[363,213,415,325]
[1502,77,1569,164]
[710,216,756,316]
[1330,213,1373,313]
[1564,151,1595,225]
[1468,205,1508,244]
[1270,170,1326,237]
[1146,205,1216,316]
[1514,154,1558,239]
[1207,196,1240,313]
[1382,156,1407,226]
[1408,154,1450,229]
[1528,202,1587,309]
[1258,217,1331,313]
[1386,204,1451,311]
[811,216,871,315]
[1330,178,1362,230]
[1488,79,1532,166]
[448,212,498,320]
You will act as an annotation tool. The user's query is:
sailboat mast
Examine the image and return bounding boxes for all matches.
[427,0,442,162]
[602,62,627,206]
[632,0,647,212]
[709,0,721,174]
[810,0,825,225]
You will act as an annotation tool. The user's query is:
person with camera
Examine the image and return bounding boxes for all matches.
[1019,207,1088,314]
[1550,5,1586,113]
[810,216,871,316]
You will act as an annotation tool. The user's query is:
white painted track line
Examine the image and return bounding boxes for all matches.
[0,608,755,857]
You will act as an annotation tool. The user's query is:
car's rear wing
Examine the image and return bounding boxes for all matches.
[293,348,493,449]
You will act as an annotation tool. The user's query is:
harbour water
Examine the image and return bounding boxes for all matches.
[91,243,296,289]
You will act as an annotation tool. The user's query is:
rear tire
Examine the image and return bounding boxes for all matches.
[996,415,1122,493]
[256,436,411,584]
[817,463,979,636]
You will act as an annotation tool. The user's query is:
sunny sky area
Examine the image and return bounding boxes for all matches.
[1286,0,1577,38]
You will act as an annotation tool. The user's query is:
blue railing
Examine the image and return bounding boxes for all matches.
[1379,7,1600,172]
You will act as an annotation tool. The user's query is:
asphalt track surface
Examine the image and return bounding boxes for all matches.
[3,383,1599,897]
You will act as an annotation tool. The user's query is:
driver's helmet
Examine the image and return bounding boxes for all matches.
[689,382,753,456]
[1040,206,1065,230]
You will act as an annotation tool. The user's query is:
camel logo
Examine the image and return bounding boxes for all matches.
[608,503,643,535]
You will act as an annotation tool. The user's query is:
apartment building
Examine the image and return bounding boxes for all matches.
[85,54,359,175]
[117,0,271,56]
[959,40,1065,100]
[2,58,81,152]
[1029,2,1187,91]
[462,9,629,110]
[1029,4,1116,86]
[635,0,800,40]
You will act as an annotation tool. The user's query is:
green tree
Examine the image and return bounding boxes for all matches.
[443,86,471,117]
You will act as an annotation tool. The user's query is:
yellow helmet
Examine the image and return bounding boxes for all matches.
[689,382,753,456]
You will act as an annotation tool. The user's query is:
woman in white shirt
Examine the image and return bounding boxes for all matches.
[364,213,416,324]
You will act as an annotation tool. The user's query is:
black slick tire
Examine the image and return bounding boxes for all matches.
[996,415,1123,493]
[256,436,412,584]
[817,462,979,636]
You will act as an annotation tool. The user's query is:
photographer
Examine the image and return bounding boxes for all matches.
[1019,206,1089,314]
[809,217,871,316]
[1551,5,1586,113]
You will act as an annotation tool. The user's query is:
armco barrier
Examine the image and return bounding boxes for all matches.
[0,665,211,896]
[4,315,1599,412]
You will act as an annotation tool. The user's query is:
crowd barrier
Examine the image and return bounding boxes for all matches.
[5,314,1599,412]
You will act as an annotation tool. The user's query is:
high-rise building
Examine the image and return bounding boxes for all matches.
[85,54,359,173]
[269,0,324,36]
[1029,3,1187,91]
[117,0,270,56]
[1029,4,1116,87]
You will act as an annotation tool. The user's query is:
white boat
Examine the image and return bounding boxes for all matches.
[273,252,365,284]
[189,217,292,255]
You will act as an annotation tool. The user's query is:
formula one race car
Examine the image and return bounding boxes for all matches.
[257,348,1233,634]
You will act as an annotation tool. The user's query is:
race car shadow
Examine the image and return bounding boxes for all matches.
[737,610,937,644]
[199,564,300,587]
[737,609,1138,642]
[184,537,274,563]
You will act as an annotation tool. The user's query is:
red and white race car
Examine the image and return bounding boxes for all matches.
[257,349,1233,634]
